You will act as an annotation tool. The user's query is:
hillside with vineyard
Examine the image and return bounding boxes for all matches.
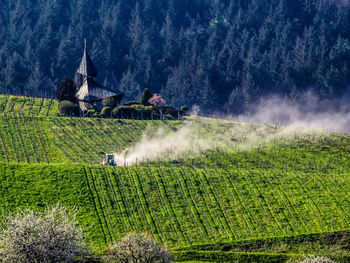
[0,95,350,262]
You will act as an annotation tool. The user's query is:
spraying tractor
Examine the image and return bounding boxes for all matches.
[102,154,117,166]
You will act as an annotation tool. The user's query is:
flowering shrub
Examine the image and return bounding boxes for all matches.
[107,232,173,263]
[148,94,166,106]
[288,256,337,263]
[0,204,89,263]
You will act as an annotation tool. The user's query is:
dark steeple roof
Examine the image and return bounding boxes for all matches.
[77,39,98,78]
[76,78,117,103]
[75,39,124,111]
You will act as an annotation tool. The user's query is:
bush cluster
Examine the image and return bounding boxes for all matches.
[101,106,112,117]
[108,89,180,120]
[59,87,185,119]
[112,105,179,120]
[102,97,117,108]
[58,100,79,116]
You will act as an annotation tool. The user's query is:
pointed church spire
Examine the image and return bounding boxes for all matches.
[77,39,98,78]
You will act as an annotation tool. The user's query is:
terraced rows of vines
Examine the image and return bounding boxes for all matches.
[1,95,350,261]
[0,95,176,164]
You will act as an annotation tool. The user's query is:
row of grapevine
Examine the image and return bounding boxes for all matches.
[0,95,58,117]
[0,113,166,164]
[1,160,349,249]
[0,115,54,163]
[1,111,349,184]
[76,164,350,247]
[48,117,170,164]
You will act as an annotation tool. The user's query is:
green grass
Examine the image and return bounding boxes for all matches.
[0,95,350,261]
[0,163,106,249]
[1,162,350,255]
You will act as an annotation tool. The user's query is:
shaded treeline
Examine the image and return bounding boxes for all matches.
[1,0,350,112]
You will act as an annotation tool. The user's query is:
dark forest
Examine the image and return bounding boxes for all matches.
[1,0,350,113]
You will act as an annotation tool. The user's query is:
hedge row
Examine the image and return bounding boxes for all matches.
[112,105,179,120]
[174,251,294,263]
[175,230,350,253]
[174,251,350,263]
[84,105,180,120]
[332,256,350,263]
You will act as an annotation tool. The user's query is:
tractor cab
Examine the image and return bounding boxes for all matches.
[102,154,116,166]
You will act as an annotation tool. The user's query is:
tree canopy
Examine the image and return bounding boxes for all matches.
[56,78,77,103]
[1,0,350,113]
[140,88,152,105]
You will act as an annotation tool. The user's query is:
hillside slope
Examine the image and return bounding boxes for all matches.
[0,95,181,164]
[0,115,162,164]
[1,161,350,259]
[0,95,350,261]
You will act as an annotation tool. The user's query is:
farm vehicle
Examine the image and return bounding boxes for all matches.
[102,154,117,166]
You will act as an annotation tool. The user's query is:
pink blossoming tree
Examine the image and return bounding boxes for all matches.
[148,94,166,106]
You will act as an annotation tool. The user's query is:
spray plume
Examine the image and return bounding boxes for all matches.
[114,121,211,166]
[114,93,350,166]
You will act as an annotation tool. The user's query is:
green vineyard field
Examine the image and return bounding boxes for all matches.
[1,161,350,255]
[0,95,350,261]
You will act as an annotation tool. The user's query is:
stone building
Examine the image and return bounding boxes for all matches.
[76,40,123,111]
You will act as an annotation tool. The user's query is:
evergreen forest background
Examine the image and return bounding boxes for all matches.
[1,0,350,113]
